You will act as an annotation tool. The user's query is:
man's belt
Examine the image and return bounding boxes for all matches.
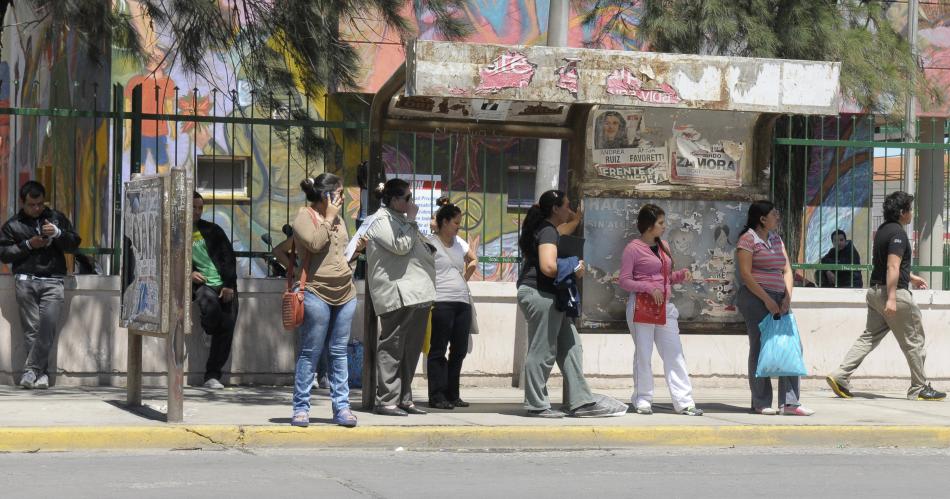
[15,274,64,282]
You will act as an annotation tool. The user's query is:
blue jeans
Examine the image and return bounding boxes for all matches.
[292,292,357,413]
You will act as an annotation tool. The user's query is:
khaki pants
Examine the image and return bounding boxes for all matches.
[830,287,928,398]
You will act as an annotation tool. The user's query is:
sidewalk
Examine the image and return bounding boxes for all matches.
[2,379,949,451]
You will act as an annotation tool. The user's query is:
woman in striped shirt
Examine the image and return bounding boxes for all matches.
[735,200,814,417]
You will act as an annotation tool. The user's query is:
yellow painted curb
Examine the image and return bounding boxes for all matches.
[0,426,240,452]
[2,425,950,452]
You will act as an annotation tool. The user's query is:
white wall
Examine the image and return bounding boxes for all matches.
[1,277,947,386]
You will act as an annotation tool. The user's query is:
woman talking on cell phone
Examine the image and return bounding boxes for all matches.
[618,204,702,416]
[290,173,361,428]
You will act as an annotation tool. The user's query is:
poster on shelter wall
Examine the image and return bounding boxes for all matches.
[581,197,747,331]
[591,109,668,184]
[120,176,166,333]
[670,124,743,187]
[391,174,443,237]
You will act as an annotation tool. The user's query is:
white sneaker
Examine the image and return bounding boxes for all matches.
[203,378,224,389]
[19,371,36,389]
[34,374,49,389]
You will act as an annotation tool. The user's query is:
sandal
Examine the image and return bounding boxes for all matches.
[291,411,310,427]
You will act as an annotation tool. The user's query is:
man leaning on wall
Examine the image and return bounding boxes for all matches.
[191,191,239,389]
[0,181,81,389]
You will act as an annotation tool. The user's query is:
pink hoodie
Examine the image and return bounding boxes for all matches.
[618,238,688,297]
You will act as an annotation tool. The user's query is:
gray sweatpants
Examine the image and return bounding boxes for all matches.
[15,277,65,377]
[735,286,800,409]
[517,286,594,411]
[376,304,430,407]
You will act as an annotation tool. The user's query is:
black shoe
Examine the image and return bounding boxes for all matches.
[428,399,455,410]
[826,376,853,399]
[450,398,470,408]
[398,404,428,415]
[917,384,947,401]
[374,405,409,417]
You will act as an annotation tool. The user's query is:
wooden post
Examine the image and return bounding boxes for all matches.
[165,170,191,423]
[127,333,142,407]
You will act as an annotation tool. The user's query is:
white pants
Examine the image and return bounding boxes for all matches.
[626,298,696,412]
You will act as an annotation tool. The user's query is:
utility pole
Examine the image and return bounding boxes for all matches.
[903,0,919,239]
[533,0,569,197]
[514,1,570,389]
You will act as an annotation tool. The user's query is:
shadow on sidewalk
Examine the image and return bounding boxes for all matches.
[268,417,334,425]
[104,400,167,422]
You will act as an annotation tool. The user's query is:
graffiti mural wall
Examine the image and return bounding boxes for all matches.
[1,3,112,259]
[345,1,646,94]
[111,0,335,276]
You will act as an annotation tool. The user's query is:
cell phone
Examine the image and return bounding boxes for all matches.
[574,262,583,272]
[324,192,335,203]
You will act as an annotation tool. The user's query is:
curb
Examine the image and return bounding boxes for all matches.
[2,425,950,452]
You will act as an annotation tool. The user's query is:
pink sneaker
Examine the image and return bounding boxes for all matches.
[781,405,815,416]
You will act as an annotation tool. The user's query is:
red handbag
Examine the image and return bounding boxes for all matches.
[281,209,320,331]
[633,249,668,326]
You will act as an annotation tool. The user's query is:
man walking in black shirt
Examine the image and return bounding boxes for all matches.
[826,191,945,401]
[0,181,80,389]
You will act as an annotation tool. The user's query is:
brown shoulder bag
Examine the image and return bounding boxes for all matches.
[281,209,321,331]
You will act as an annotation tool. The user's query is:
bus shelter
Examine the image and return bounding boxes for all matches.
[362,40,841,408]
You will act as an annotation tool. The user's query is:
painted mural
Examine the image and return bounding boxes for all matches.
[1,3,112,265]
[800,117,874,283]
[346,1,646,93]
[111,0,338,277]
[890,2,950,116]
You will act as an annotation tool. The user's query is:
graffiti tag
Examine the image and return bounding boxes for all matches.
[555,58,579,97]
[605,67,681,104]
[476,51,537,94]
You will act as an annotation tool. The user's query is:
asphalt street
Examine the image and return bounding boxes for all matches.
[3,447,949,498]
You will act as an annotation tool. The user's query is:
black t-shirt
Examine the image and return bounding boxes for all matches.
[869,221,911,290]
[517,221,559,294]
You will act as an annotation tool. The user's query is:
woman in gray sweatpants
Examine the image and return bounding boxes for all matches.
[515,190,623,419]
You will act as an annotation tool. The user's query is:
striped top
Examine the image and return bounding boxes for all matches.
[737,230,787,293]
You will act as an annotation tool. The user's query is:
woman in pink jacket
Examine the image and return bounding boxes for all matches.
[618,204,702,416]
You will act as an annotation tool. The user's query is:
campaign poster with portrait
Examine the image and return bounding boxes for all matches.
[591,109,668,184]
[670,124,743,187]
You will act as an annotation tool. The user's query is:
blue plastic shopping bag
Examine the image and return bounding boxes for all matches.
[755,312,807,378]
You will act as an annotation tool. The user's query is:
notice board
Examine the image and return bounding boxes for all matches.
[581,197,749,334]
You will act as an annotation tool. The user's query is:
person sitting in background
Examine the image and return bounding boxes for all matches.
[817,229,863,288]
[191,192,239,390]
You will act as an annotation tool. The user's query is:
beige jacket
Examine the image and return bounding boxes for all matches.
[365,207,436,315]
[291,207,355,306]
